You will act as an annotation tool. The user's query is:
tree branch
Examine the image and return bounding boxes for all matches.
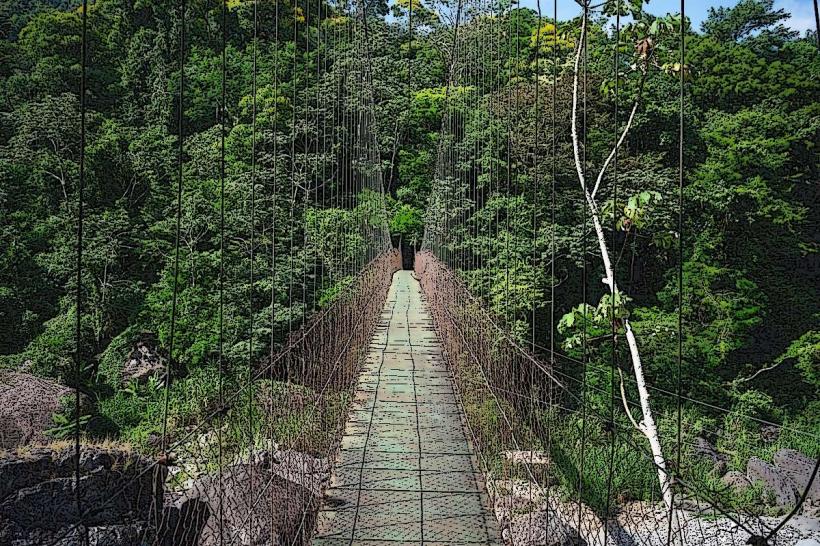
[590,74,645,201]
[619,367,643,432]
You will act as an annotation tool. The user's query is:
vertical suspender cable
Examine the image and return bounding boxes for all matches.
[288,0,298,343]
[218,0,227,541]
[533,0,541,354]
[268,2,279,543]
[548,0,557,536]
[302,0,311,315]
[269,0,281,539]
[248,0,259,535]
[531,0,543,530]
[162,0,185,458]
[313,0,321,311]
[476,0,485,291]
[477,0,486,300]
[157,0,185,540]
[407,0,413,260]
[504,3,512,326]
[576,2,589,533]
[269,0,281,482]
[316,0,326,398]
[815,0,819,48]
[604,7,620,544]
[669,0,686,542]
[74,0,89,542]
[492,0,499,306]
[341,5,349,281]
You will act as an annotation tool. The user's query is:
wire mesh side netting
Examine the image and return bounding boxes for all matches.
[414,247,820,546]
[0,0,399,543]
[17,247,401,546]
[415,0,820,544]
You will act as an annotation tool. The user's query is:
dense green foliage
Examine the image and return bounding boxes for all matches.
[0,0,817,513]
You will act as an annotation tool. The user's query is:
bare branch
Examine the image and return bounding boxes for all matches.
[735,359,789,384]
[590,82,643,201]
[619,367,643,432]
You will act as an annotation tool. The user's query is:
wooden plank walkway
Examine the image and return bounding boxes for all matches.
[314,270,501,545]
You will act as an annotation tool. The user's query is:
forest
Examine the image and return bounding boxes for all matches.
[0,0,818,523]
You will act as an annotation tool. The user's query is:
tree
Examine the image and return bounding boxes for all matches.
[567,3,683,512]
[701,0,794,43]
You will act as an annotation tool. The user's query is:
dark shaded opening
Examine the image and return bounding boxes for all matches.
[400,240,415,270]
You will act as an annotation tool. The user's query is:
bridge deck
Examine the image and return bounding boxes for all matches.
[314,270,501,545]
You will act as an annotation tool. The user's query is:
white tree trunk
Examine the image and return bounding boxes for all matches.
[570,12,674,512]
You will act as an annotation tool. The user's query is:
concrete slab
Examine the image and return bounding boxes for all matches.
[314,271,501,545]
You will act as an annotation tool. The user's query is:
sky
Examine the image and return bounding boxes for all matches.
[513,0,818,33]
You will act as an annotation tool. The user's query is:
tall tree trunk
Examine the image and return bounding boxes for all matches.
[570,11,673,512]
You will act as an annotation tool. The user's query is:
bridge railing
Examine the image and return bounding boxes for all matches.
[414,249,819,546]
[30,249,401,546]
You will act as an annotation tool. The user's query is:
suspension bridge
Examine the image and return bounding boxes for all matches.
[1,0,818,544]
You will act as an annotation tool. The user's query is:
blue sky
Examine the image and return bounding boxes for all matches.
[514,0,818,33]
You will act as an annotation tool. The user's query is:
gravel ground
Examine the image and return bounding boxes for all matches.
[492,479,820,546]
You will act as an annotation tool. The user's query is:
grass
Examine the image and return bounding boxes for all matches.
[88,365,355,491]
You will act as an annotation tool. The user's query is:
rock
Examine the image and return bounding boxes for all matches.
[181,461,321,546]
[0,447,72,502]
[1,461,162,530]
[692,436,728,475]
[0,372,72,448]
[774,449,820,502]
[0,445,163,545]
[503,450,551,465]
[507,510,583,546]
[804,503,820,519]
[489,479,546,531]
[786,514,820,535]
[0,441,327,546]
[794,539,820,546]
[157,496,210,546]
[747,457,798,508]
[488,478,543,504]
[0,523,151,546]
[270,449,331,495]
[121,335,165,384]
[495,494,537,529]
[88,523,150,545]
[721,470,751,493]
[760,425,781,443]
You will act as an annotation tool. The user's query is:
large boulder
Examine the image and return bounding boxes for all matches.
[774,449,820,503]
[180,462,321,546]
[786,515,820,535]
[269,448,331,496]
[157,495,211,546]
[747,456,798,508]
[0,372,72,448]
[0,441,330,546]
[0,446,73,501]
[1,522,151,546]
[0,445,164,546]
